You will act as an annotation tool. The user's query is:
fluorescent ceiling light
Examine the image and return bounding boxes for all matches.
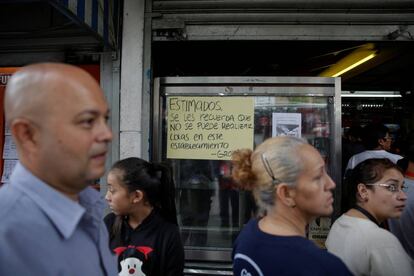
[320,43,377,77]
[331,53,376,77]
[341,94,401,98]
[341,91,402,98]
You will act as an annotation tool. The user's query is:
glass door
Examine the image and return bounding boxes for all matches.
[153,77,342,261]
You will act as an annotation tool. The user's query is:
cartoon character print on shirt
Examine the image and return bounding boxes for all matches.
[119,257,145,276]
[240,269,253,276]
[114,245,154,276]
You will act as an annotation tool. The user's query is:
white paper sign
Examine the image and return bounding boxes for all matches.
[3,135,18,159]
[308,217,332,248]
[1,159,18,183]
[255,97,276,107]
[4,122,11,135]
[272,113,302,138]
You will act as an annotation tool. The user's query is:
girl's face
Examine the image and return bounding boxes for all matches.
[105,170,135,216]
[292,144,336,221]
[365,168,407,222]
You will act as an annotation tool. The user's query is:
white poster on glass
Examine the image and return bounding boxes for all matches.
[4,121,11,135]
[272,113,302,138]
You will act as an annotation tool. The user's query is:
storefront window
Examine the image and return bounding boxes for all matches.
[160,93,335,250]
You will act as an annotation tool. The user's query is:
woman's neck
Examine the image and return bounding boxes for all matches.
[127,205,154,229]
[259,207,307,237]
[348,203,383,224]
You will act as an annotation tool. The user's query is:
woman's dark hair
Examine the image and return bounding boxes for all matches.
[110,157,177,237]
[397,158,409,173]
[345,158,403,208]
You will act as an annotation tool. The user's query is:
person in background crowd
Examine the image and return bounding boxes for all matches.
[104,157,184,276]
[231,136,351,276]
[342,125,365,176]
[0,63,117,275]
[389,133,414,259]
[179,159,214,246]
[326,158,413,276]
[217,160,239,228]
[346,123,402,171]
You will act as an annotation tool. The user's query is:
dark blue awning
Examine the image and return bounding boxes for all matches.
[50,0,118,49]
[0,0,119,50]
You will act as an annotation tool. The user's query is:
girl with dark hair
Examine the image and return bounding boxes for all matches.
[326,158,413,276]
[104,157,184,276]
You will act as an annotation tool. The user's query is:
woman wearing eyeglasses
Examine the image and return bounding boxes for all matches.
[326,158,414,276]
[232,136,351,276]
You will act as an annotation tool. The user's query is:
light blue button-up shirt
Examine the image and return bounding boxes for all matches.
[0,162,117,276]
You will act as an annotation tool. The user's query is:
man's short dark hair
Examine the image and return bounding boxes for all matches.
[362,123,389,150]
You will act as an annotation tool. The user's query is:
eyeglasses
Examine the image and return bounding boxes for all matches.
[365,183,407,193]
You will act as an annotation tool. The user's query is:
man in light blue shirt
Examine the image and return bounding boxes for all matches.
[0,63,117,275]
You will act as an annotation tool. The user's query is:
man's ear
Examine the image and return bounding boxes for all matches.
[10,118,38,152]
[275,183,297,208]
[378,138,386,148]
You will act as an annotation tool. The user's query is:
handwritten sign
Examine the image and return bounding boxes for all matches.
[167,96,254,160]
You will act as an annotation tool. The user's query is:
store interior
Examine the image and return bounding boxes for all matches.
[153,40,414,152]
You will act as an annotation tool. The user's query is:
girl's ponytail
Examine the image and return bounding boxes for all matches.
[152,162,178,225]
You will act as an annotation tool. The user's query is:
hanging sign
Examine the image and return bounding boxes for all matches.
[272,112,302,138]
[167,96,254,160]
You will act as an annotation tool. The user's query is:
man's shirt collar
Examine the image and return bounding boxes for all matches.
[10,162,101,240]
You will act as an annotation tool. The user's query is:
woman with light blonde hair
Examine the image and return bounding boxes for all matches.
[231,136,351,275]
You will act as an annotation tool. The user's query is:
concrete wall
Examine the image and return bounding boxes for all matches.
[119,0,146,159]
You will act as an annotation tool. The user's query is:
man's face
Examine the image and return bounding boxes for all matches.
[36,74,112,192]
[380,133,393,151]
